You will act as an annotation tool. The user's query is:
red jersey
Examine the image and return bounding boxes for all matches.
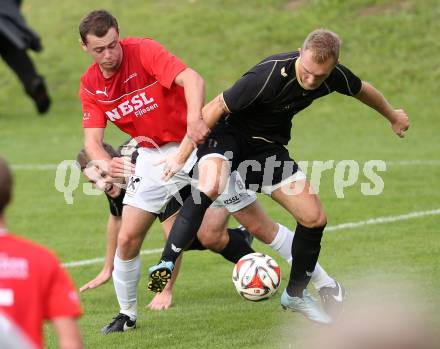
[0,233,82,349]
[80,37,188,148]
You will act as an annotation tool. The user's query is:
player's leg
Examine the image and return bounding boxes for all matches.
[104,144,188,333]
[197,206,254,263]
[233,200,334,286]
[270,179,332,323]
[148,155,230,292]
[232,199,344,318]
[0,33,50,114]
[196,207,230,252]
[272,180,326,293]
[147,214,183,310]
[102,205,156,334]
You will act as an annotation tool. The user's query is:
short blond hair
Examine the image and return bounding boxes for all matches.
[302,29,341,64]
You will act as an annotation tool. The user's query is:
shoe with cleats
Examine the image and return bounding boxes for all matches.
[318,281,346,319]
[147,260,174,293]
[101,313,136,335]
[281,288,332,324]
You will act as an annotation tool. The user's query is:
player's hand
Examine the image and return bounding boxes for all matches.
[390,109,409,138]
[155,151,186,181]
[108,156,135,178]
[187,117,210,146]
[146,288,173,310]
[79,268,112,292]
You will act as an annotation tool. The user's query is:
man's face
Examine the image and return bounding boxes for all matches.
[82,27,123,73]
[83,165,121,198]
[298,48,337,90]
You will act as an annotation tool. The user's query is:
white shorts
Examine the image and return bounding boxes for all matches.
[213,171,257,213]
[123,143,197,214]
[123,143,256,214]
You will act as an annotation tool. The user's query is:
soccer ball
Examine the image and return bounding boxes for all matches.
[232,252,281,301]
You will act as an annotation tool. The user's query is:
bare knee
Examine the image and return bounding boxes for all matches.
[197,229,228,252]
[117,233,142,259]
[198,159,229,200]
[298,209,327,228]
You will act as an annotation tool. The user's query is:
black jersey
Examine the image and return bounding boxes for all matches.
[222,51,362,145]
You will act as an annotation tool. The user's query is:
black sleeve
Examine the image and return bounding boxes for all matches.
[106,190,124,217]
[331,64,362,96]
[223,63,276,113]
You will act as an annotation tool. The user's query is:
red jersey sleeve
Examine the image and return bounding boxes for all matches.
[79,80,107,128]
[139,39,187,89]
[44,255,82,320]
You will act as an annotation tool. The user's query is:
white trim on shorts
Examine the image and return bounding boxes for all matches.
[198,153,229,163]
[261,170,306,195]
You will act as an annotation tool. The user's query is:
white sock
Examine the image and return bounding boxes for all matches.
[113,253,141,320]
[268,223,293,265]
[268,223,335,290]
[311,262,336,290]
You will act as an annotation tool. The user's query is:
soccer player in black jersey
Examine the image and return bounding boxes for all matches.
[148,29,409,324]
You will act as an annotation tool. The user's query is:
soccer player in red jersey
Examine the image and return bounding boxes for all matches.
[0,158,82,349]
[78,9,211,333]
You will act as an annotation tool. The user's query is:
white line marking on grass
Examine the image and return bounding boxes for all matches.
[63,248,163,268]
[11,164,58,170]
[386,160,440,166]
[63,209,440,269]
[11,160,440,171]
[326,208,440,232]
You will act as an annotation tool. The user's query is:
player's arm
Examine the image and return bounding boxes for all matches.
[161,94,228,180]
[52,317,83,349]
[79,214,121,292]
[354,81,409,138]
[84,128,134,178]
[174,68,209,145]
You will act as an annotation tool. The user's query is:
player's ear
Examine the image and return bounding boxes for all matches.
[79,38,88,52]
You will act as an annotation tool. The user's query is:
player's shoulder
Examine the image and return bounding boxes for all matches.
[3,234,60,266]
[80,63,101,91]
[247,51,299,80]
[327,61,357,84]
[122,37,162,51]
[331,62,355,78]
[254,51,299,69]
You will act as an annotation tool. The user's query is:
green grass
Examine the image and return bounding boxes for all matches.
[1,0,440,348]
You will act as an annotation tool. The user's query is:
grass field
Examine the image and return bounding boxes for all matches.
[1,0,439,348]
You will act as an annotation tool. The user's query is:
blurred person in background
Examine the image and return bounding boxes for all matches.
[0,158,82,349]
[0,0,51,114]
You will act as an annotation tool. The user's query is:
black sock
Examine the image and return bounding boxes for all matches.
[286,223,325,297]
[161,190,213,263]
[218,228,254,263]
[185,237,207,251]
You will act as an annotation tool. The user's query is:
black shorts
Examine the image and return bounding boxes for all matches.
[158,185,191,222]
[197,122,301,194]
